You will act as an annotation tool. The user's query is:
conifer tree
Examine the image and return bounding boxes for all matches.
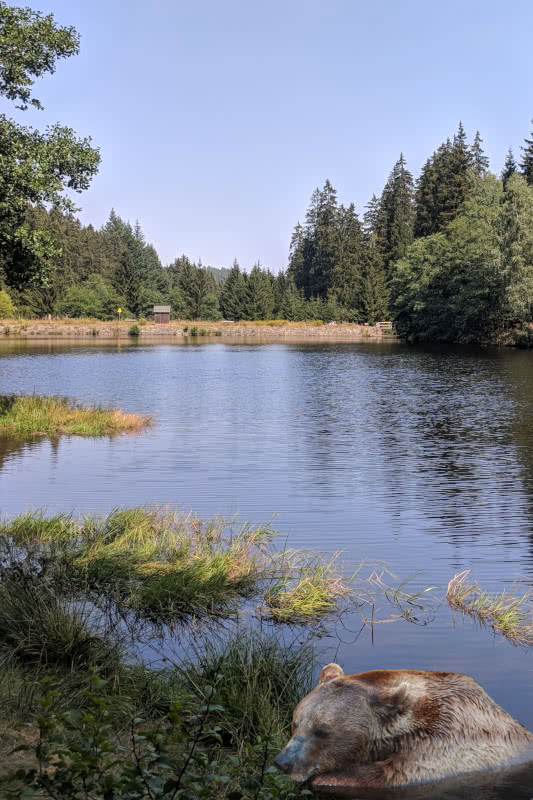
[378,154,415,273]
[438,122,474,227]
[501,147,518,189]
[280,276,305,320]
[415,151,441,237]
[309,179,339,297]
[362,199,390,322]
[178,261,220,320]
[362,239,389,324]
[471,131,490,176]
[287,222,307,290]
[220,259,246,320]
[520,119,533,184]
[272,270,288,317]
[243,262,274,320]
[415,125,475,235]
[288,181,340,300]
[363,194,382,237]
[332,203,364,311]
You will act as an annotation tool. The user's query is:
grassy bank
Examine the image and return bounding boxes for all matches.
[0,629,316,799]
[0,394,151,437]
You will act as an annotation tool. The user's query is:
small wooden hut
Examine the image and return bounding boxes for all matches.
[153,305,171,324]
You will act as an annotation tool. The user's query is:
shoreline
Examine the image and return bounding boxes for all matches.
[0,319,398,341]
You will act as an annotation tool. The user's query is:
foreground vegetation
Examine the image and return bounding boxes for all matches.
[0,631,316,799]
[0,508,530,797]
[0,395,150,438]
[0,506,434,798]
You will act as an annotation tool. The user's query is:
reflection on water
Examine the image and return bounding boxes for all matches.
[0,435,47,473]
[1,338,533,796]
[317,759,533,799]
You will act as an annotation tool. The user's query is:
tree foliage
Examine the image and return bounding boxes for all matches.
[0,288,16,318]
[393,172,533,342]
[0,1,100,289]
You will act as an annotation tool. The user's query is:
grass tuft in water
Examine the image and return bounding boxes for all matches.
[447,570,533,645]
[0,394,150,438]
[0,508,279,622]
[264,553,353,621]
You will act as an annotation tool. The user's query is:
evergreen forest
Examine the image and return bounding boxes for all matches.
[2,1,533,343]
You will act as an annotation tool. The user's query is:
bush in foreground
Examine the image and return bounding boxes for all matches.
[0,671,312,800]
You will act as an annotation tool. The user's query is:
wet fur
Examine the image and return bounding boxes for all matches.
[275,665,533,789]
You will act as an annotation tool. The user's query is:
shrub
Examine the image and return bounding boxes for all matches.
[0,289,16,319]
[58,275,130,321]
[128,323,140,337]
[512,326,533,349]
[189,326,199,336]
[0,673,309,799]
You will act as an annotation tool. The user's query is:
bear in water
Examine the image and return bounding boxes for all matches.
[274,664,533,790]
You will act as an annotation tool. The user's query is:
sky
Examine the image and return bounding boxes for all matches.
[9,0,533,271]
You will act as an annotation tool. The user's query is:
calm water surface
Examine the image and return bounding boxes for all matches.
[1,338,533,798]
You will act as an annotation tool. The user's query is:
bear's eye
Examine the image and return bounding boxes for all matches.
[314,728,329,738]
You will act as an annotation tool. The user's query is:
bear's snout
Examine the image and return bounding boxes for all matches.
[274,736,307,775]
[273,750,291,773]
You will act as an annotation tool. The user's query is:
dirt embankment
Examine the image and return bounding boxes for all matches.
[0,320,398,341]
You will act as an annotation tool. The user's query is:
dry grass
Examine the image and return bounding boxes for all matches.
[447,570,533,645]
[0,318,383,330]
[0,394,151,437]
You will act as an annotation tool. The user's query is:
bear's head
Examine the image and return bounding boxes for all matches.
[274,663,412,785]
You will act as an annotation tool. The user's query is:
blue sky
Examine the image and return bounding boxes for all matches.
[10,0,533,270]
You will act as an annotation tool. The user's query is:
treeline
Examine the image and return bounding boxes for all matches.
[285,123,533,340]
[2,2,533,340]
[4,120,533,340]
[5,207,363,323]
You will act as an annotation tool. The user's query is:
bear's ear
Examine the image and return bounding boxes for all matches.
[319,663,344,684]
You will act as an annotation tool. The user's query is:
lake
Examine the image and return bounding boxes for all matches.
[1,337,533,798]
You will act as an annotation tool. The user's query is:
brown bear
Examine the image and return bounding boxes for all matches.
[274,664,533,790]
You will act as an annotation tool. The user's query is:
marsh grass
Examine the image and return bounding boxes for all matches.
[0,632,316,799]
[0,394,150,438]
[0,508,439,628]
[0,576,123,673]
[447,570,533,645]
[0,508,280,623]
[177,630,314,748]
[264,553,354,621]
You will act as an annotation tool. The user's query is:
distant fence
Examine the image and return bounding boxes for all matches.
[375,321,394,332]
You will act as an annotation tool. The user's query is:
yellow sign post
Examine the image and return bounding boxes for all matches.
[117,307,122,320]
